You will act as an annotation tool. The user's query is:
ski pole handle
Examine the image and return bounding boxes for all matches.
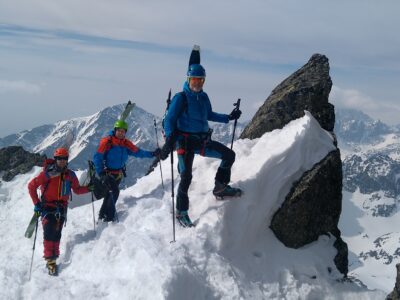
[233,98,241,111]
[230,98,241,150]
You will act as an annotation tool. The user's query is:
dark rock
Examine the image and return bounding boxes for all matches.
[270,149,347,275]
[387,263,400,299]
[0,146,45,181]
[240,54,334,139]
[343,153,400,200]
[240,53,347,275]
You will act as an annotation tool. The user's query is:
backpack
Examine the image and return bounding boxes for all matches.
[40,157,71,203]
[161,91,188,138]
[102,134,127,177]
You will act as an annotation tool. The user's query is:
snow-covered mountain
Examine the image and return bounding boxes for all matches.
[0,103,245,186]
[0,113,385,299]
[336,108,400,292]
[335,108,392,147]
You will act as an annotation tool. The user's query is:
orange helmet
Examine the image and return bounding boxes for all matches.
[53,147,69,158]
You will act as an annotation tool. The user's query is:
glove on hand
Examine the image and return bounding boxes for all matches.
[228,108,242,121]
[160,137,174,160]
[34,202,42,216]
[87,184,95,192]
[99,172,108,185]
[152,148,161,158]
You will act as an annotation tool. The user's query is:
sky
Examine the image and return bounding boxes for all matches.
[0,0,399,138]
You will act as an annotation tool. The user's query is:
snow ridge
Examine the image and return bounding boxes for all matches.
[0,112,384,299]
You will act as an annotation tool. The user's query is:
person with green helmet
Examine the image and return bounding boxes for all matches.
[93,120,160,222]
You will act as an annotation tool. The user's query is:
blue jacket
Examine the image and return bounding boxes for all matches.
[163,82,229,138]
[93,131,153,175]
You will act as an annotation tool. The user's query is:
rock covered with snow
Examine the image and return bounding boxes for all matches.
[239,53,347,275]
[0,146,45,181]
[343,153,400,200]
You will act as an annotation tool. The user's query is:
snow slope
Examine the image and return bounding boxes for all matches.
[0,112,385,299]
[339,189,400,293]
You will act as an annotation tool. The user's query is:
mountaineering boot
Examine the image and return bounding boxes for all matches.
[46,258,58,276]
[176,210,194,228]
[213,181,242,200]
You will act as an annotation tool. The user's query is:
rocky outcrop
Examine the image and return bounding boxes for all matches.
[241,54,347,276]
[240,54,334,139]
[270,149,348,275]
[387,264,400,300]
[0,146,45,181]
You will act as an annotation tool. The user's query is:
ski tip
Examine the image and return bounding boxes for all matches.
[192,44,200,51]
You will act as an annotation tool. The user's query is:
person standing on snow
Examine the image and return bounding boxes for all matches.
[160,63,242,228]
[93,120,160,222]
[28,147,92,275]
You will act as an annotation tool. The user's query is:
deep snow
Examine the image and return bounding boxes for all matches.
[0,112,385,299]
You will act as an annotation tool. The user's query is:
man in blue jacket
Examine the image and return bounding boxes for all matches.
[161,64,242,227]
[94,120,160,222]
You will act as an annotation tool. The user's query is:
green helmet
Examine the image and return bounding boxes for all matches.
[114,120,128,131]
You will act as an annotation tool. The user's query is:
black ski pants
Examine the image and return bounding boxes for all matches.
[99,173,122,221]
[176,134,235,212]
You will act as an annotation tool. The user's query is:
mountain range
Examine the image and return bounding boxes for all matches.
[0,103,245,186]
[334,108,400,292]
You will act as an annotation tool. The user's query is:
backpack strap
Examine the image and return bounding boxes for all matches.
[178,92,188,115]
[103,135,113,161]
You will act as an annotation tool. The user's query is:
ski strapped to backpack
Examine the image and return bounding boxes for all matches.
[120,100,135,121]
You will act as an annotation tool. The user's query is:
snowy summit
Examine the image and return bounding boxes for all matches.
[0,112,384,299]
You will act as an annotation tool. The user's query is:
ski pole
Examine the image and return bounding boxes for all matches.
[28,216,39,281]
[91,191,96,232]
[170,148,176,243]
[153,119,164,189]
[88,161,96,231]
[230,98,241,150]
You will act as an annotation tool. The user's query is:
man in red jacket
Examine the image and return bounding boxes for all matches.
[28,147,91,276]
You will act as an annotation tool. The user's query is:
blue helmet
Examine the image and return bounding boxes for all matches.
[187,64,206,78]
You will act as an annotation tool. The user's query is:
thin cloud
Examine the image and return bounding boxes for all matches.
[330,86,379,111]
[0,79,41,94]
[330,86,400,125]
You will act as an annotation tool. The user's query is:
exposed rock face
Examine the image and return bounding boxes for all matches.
[270,149,348,275]
[240,54,347,276]
[343,153,400,198]
[0,146,45,181]
[387,264,400,300]
[240,54,334,139]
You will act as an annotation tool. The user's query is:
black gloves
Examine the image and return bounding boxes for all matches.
[228,108,242,120]
[152,148,161,157]
[160,136,174,160]
[99,172,109,185]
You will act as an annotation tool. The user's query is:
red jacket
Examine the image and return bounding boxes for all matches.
[28,166,89,207]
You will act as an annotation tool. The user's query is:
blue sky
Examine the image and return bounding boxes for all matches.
[0,0,399,137]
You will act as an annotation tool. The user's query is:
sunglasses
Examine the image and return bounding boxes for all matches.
[55,156,68,161]
[189,77,205,82]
